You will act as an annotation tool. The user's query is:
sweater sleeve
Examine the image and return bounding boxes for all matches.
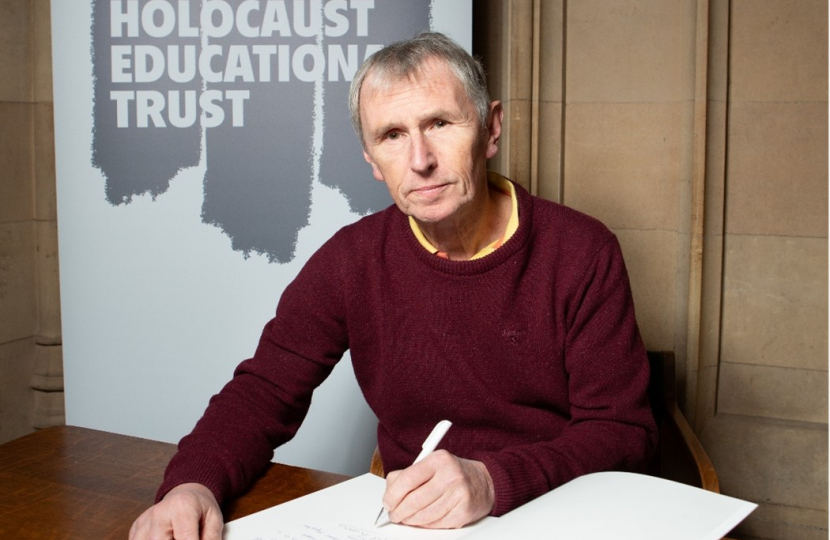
[155,236,351,506]
[476,236,658,516]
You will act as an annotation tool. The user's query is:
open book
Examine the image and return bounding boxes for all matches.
[223,471,756,540]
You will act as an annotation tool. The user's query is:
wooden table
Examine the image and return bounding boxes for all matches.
[0,426,350,539]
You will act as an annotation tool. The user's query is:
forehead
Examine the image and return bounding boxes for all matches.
[359,58,470,118]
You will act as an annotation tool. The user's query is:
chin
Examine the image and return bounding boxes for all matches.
[405,199,466,224]
[410,208,454,224]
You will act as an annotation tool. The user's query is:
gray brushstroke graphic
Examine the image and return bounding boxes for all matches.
[92,0,202,203]
[91,0,431,263]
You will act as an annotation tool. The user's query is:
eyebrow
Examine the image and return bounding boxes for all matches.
[367,108,459,143]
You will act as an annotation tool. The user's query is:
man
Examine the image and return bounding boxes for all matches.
[130,32,657,540]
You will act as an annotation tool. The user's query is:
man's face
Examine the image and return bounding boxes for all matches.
[360,58,502,225]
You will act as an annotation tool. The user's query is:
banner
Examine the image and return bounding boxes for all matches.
[53,0,470,475]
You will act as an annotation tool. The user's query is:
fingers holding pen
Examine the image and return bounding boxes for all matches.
[382,450,495,529]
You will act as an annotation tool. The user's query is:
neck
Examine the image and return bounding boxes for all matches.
[416,181,512,261]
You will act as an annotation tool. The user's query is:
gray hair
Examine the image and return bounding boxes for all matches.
[348,32,491,146]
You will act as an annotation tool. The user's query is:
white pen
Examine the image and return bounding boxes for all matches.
[375,420,453,527]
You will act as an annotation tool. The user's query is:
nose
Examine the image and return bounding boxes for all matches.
[409,132,437,174]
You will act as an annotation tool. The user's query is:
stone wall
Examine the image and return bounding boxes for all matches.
[473,1,827,539]
[0,0,63,444]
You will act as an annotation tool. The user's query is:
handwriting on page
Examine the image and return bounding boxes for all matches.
[251,522,397,540]
[223,474,484,540]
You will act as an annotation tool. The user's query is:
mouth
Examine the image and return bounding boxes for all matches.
[411,183,449,197]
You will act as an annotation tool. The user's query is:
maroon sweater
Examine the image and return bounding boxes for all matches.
[158,181,657,516]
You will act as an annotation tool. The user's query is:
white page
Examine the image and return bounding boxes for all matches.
[223,473,496,540]
[465,472,757,540]
[224,471,755,540]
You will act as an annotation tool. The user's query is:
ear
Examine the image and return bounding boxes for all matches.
[484,101,504,160]
[363,150,385,182]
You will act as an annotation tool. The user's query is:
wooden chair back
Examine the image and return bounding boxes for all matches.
[647,350,719,492]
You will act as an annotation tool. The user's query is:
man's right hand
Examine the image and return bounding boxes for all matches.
[129,483,223,540]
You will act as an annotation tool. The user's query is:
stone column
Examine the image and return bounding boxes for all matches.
[31,0,64,430]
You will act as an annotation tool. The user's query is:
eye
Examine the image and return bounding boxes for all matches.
[386,131,400,140]
[434,120,447,128]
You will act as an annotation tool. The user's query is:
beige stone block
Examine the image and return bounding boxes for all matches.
[32,388,65,429]
[33,0,52,103]
[740,500,828,540]
[690,364,718,426]
[31,344,64,431]
[0,337,35,444]
[0,102,34,224]
[721,235,827,371]
[32,343,62,391]
[0,221,37,344]
[36,220,61,342]
[614,228,676,352]
[675,102,695,235]
[698,230,724,371]
[703,100,726,236]
[535,100,561,203]
[537,0,563,104]
[698,102,727,372]
[566,0,692,103]
[727,101,828,237]
[34,102,56,221]
[563,102,681,230]
[501,97,532,191]
[730,0,828,103]
[700,414,827,534]
[475,0,534,104]
[718,362,828,424]
[504,0,534,103]
[0,0,32,102]
[706,0,731,103]
[672,228,690,356]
